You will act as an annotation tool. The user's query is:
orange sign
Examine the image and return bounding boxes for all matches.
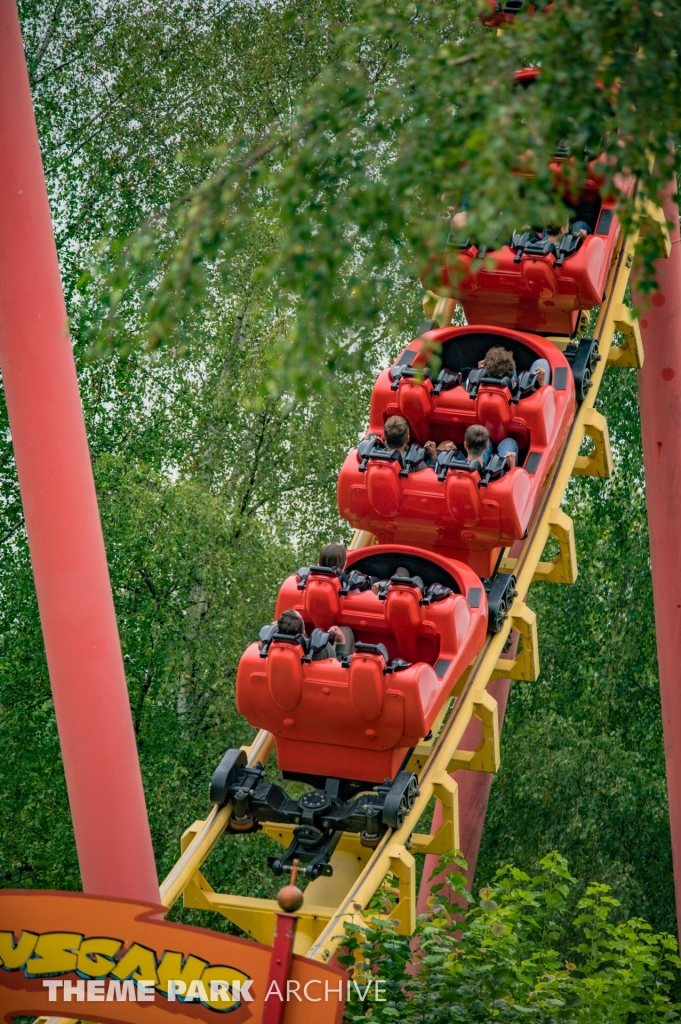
[0,891,346,1023]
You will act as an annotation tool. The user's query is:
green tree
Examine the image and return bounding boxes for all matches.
[2,0,411,912]
[479,364,673,934]
[341,853,681,1023]
[0,0,674,954]
[91,0,681,391]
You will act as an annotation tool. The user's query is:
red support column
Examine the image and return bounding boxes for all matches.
[262,915,298,1024]
[0,0,159,902]
[416,667,515,914]
[635,183,681,934]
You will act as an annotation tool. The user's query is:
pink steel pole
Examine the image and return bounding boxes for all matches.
[635,182,681,935]
[0,0,159,902]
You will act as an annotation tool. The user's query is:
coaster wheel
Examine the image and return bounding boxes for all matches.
[382,772,420,830]
[567,336,601,401]
[209,748,247,806]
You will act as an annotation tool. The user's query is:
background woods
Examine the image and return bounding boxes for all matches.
[0,0,675,946]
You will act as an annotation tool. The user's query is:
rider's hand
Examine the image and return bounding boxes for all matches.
[329,626,345,644]
[424,440,437,459]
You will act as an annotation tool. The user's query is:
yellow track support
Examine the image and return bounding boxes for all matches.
[609,303,644,369]
[155,212,655,970]
[447,692,500,774]
[572,408,613,478]
[502,508,577,585]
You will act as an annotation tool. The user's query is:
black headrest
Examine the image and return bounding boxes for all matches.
[259,623,306,657]
[308,627,331,653]
[436,450,482,480]
[554,232,582,266]
[511,231,557,261]
[297,563,341,590]
[479,375,514,391]
[479,454,511,488]
[259,623,278,645]
[375,573,426,601]
[341,569,372,594]
[296,566,310,590]
[467,366,515,399]
[516,369,540,398]
[390,574,425,593]
[389,363,434,391]
[422,582,453,605]
[357,437,403,472]
[354,641,390,663]
[559,232,580,254]
[399,444,428,477]
[432,368,463,396]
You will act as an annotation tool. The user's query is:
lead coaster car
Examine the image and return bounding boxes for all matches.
[423,159,635,335]
[236,546,488,787]
[337,325,580,578]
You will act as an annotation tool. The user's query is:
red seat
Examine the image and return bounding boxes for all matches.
[237,546,488,782]
[336,325,575,577]
[349,652,385,722]
[422,163,635,335]
[367,461,402,517]
[267,643,304,710]
[303,576,342,631]
[476,385,513,444]
[385,586,422,662]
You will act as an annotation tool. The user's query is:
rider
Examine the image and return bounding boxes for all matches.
[276,608,348,660]
[463,423,517,469]
[384,414,454,465]
[479,344,551,389]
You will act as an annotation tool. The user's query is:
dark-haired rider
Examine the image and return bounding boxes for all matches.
[276,608,348,660]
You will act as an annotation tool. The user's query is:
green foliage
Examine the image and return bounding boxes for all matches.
[3,0,416,912]
[479,363,674,934]
[340,852,681,1023]
[0,0,675,970]
[89,0,681,393]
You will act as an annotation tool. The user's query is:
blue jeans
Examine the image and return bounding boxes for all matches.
[497,438,519,462]
[530,357,551,385]
[480,438,518,464]
[463,435,520,466]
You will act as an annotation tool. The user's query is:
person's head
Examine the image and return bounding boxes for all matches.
[319,543,346,571]
[464,424,490,461]
[483,347,516,381]
[277,609,305,636]
[384,415,410,451]
[546,219,570,242]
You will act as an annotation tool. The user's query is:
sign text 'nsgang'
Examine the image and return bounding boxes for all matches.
[0,890,346,1023]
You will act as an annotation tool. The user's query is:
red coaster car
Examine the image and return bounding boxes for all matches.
[236,546,488,785]
[426,165,634,335]
[337,325,579,578]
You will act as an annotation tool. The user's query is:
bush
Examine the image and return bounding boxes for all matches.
[339,852,680,1024]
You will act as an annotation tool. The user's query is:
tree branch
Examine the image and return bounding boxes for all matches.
[29,0,65,79]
